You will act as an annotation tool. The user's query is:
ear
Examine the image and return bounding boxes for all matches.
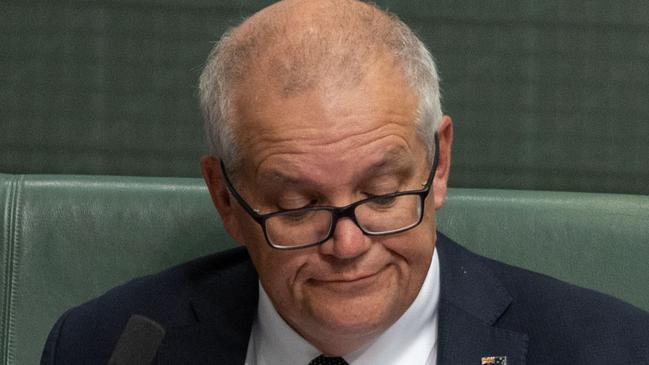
[200,156,244,244]
[432,115,453,210]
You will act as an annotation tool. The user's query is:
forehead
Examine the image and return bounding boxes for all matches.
[232,54,422,177]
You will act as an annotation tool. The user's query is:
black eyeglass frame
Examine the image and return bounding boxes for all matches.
[220,133,440,250]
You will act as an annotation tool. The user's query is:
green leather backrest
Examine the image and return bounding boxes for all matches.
[0,174,235,365]
[437,189,649,312]
[1,174,647,365]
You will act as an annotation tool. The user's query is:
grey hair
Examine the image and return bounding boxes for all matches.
[198,2,442,169]
[198,29,240,168]
[390,15,443,163]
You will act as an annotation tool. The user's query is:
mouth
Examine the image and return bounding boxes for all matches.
[308,265,390,291]
[327,271,380,283]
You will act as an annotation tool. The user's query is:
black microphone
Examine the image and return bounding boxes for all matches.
[108,314,166,365]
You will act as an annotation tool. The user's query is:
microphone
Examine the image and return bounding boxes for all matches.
[108,314,166,365]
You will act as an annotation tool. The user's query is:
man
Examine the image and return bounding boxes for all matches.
[42,0,649,364]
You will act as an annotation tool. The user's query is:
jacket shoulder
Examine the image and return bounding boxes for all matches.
[477,246,649,362]
[41,247,255,365]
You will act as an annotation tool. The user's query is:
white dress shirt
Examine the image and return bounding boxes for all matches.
[245,249,440,365]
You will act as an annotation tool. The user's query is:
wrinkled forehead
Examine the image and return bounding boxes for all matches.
[229,56,422,187]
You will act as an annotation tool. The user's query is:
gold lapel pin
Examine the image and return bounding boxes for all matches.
[481,356,507,365]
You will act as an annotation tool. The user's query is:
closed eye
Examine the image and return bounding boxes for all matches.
[277,199,318,211]
[365,192,399,206]
[281,209,313,222]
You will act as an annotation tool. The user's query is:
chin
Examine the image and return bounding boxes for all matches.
[293,302,395,356]
[308,296,399,337]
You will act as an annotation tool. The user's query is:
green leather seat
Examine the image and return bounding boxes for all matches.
[1,173,648,365]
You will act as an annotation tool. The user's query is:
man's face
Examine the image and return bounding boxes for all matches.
[204,56,450,354]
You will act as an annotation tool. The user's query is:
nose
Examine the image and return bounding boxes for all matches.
[319,217,372,259]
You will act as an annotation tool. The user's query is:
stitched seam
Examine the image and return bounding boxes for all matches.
[3,176,22,365]
[1,176,16,363]
[7,175,24,365]
[1,175,20,365]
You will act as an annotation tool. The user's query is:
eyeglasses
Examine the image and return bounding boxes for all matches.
[220,134,439,250]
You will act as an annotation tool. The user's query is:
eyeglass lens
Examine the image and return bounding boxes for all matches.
[264,194,423,248]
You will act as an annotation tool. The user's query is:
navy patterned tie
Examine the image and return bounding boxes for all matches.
[308,355,349,365]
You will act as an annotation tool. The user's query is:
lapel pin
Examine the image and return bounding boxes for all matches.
[481,356,507,364]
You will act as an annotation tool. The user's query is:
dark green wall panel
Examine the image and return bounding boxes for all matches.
[1,1,648,194]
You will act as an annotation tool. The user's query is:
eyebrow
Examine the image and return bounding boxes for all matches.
[364,148,412,177]
[255,164,301,186]
[255,146,414,187]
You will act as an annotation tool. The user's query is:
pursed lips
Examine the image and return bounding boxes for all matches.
[308,264,390,284]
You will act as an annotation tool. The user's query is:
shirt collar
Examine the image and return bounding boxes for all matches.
[249,249,440,365]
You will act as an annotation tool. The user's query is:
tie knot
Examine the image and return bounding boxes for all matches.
[308,355,349,365]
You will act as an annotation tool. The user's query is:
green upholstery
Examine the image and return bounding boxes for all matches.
[437,189,649,312]
[1,174,647,365]
[0,174,236,365]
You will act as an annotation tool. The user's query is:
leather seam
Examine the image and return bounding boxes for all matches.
[2,175,23,365]
[1,175,16,363]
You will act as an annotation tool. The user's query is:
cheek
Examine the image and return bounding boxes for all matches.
[235,211,313,306]
[247,243,310,310]
[230,206,265,244]
[423,195,437,230]
[380,223,435,279]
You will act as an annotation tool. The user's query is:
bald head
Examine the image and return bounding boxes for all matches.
[226,0,399,96]
[199,0,442,168]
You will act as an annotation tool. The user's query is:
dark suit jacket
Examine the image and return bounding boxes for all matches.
[41,233,649,364]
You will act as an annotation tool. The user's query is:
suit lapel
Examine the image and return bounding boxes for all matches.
[156,248,259,365]
[436,233,528,365]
